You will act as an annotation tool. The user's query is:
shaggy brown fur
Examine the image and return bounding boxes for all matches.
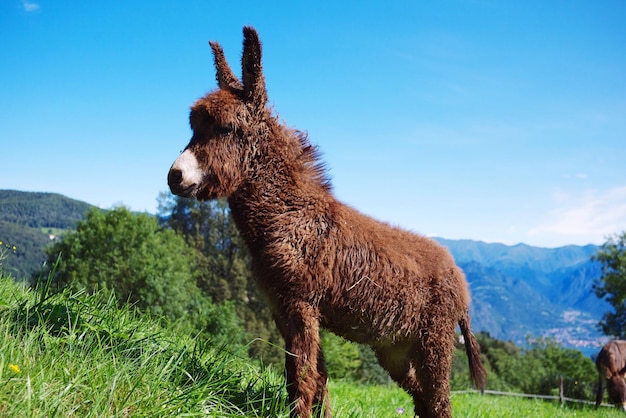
[596,340,626,410]
[168,26,486,418]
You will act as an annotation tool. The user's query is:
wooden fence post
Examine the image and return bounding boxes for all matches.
[559,375,564,407]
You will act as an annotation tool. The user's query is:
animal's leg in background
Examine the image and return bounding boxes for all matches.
[375,345,429,418]
[282,302,327,417]
[621,372,626,412]
[595,373,604,408]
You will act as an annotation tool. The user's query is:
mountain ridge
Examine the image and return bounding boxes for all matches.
[0,189,93,279]
[434,237,607,355]
[0,190,610,354]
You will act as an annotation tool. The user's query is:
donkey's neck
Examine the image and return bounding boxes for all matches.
[227,132,334,251]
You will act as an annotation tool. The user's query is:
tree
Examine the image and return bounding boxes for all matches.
[157,193,284,364]
[593,231,626,338]
[466,333,597,399]
[41,206,244,346]
[520,338,596,400]
[320,331,361,380]
[157,194,248,302]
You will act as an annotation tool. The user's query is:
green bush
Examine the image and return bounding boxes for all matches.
[40,206,244,348]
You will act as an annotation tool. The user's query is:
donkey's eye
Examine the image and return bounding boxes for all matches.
[214,124,234,136]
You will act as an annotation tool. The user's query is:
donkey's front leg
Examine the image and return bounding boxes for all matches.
[283,302,330,418]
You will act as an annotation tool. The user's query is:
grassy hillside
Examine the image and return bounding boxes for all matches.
[0,190,93,279]
[0,270,287,417]
[0,270,622,417]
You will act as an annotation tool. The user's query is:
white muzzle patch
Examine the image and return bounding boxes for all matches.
[170,149,204,190]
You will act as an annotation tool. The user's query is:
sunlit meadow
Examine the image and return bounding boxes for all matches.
[0,256,623,417]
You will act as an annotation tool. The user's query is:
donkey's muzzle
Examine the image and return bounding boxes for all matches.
[168,168,193,197]
[168,148,205,197]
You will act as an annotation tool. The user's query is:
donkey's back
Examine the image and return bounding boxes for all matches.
[315,203,470,345]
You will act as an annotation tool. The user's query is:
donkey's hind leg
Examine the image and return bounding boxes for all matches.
[411,327,456,418]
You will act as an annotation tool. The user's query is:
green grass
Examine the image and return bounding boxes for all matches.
[0,269,624,417]
[38,227,67,237]
[329,380,412,417]
[330,382,626,417]
[0,270,288,417]
[449,392,624,418]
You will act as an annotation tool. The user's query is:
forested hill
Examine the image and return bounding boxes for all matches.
[0,190,93,279]
[0,190,92,228]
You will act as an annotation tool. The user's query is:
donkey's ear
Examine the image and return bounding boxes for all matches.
[210,41,243,91]
[241,26,268,106]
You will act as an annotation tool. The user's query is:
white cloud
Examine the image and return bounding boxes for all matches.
[528,186,626,245]
[22,1,40,12]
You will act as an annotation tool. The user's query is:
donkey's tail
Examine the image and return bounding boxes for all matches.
[459,310,487,392]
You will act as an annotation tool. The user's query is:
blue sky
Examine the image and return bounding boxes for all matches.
[1,1,625,248]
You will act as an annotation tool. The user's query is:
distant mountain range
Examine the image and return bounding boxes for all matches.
[0,190,610,355]
[434,238,608,355]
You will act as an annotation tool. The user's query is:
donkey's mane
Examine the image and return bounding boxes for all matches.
[271,116,332,192]
[293,129,332,192]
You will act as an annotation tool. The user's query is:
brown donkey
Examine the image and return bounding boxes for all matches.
[596,340,626,411]
[168,27,486,417]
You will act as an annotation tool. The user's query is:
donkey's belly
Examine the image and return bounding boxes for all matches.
[319,298,413,345]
